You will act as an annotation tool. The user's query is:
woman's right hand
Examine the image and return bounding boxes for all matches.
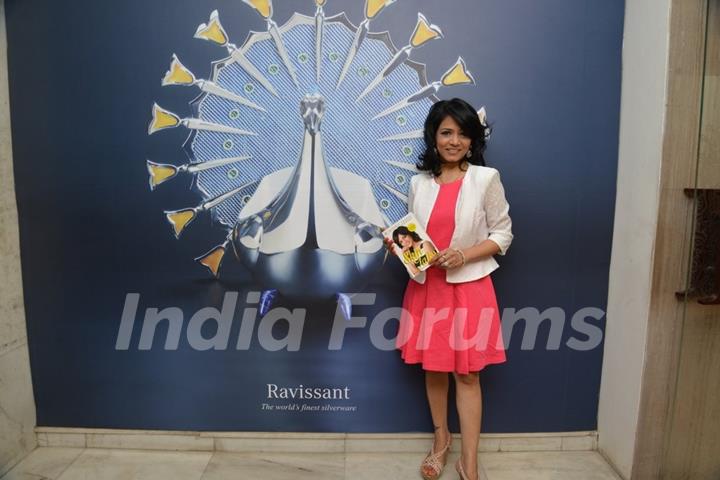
[383,237,397,256]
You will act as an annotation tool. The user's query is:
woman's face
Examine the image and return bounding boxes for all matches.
[435,115,471,164]
[397,234,413,248]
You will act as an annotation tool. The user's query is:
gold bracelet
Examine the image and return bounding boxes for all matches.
[455,249,466,266]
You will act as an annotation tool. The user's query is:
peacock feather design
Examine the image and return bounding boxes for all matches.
[147,0,482,311]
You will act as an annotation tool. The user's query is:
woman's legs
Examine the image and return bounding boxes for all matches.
[454,372,482,480]
[423,371,451,476]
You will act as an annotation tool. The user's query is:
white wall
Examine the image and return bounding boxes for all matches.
[0,0,38,474]
[597,0,671,478]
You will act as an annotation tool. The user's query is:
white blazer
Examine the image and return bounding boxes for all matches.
[408,164,513,284]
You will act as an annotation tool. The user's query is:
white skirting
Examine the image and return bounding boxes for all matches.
[35,428,597,453]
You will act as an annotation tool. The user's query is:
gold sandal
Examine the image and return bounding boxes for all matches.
[420,434,452,480]
[455,457,488,480]
[456,457,471,480]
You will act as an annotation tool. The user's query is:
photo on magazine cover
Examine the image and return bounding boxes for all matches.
[383,213,439,278]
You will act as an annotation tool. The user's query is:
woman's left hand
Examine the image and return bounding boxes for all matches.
[430,248,464,270]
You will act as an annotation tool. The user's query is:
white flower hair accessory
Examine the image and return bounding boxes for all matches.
[478,106,492,139]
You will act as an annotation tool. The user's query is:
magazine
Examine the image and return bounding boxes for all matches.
[382,213,439,278]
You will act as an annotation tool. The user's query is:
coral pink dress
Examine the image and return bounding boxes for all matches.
[397,177,507,374]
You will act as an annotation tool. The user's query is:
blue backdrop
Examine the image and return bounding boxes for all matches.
[6,0,624,432]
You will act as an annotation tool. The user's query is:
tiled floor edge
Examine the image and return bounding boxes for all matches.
[33,427,598,453]
[597,446,628,480]
[0,446,35,479]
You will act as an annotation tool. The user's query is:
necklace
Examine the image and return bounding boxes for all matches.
[436,174,464,185]
[435,160,468,185]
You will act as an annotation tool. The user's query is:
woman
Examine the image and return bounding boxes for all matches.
[392,226,438,276]
[387,98,512,480]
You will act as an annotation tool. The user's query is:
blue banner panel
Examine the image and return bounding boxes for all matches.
[6,0,624,432]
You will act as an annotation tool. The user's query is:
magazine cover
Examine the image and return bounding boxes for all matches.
[383,213,439,277]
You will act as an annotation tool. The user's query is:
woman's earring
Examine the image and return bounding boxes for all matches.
[466,150,472,158]
[434,147,438,155]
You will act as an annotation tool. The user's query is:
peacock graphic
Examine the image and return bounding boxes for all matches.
[147,0,484,315]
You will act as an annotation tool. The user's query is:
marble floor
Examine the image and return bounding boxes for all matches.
[1,447,622,479]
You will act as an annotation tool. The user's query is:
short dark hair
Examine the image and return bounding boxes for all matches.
[392,226,422,246]
[416,98,489,176]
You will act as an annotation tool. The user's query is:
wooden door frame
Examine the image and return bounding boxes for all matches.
[631,0,708,477]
